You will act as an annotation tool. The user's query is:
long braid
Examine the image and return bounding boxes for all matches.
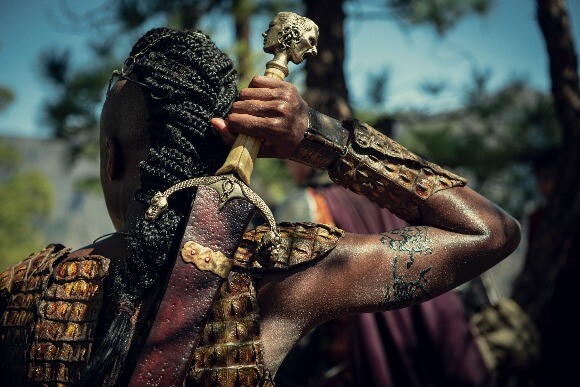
[81,28,238,385]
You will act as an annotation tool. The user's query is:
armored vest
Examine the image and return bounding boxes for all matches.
[0,222,343,386]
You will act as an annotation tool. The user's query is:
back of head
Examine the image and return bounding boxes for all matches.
[83,27,238,385]
[129,27,238,190]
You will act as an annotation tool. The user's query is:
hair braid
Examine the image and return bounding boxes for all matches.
[82,27,238,385]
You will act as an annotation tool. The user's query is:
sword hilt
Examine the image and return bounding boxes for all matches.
[216,12,319,185]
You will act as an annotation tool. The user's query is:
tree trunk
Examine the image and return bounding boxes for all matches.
[512,0,580,321]
[304,0,351,119]
[232,0,254,84]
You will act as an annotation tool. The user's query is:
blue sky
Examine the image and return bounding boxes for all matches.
[1,0,579,139]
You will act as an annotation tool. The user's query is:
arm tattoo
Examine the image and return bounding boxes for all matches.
[380,226,433,308]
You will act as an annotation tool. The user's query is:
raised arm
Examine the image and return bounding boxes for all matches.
[211,75,521,329]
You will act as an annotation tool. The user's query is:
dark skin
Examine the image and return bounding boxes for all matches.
[70,76,521,375]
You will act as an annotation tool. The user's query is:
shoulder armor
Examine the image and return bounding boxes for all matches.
[0,244,69,298]
[0,244,109,385]
[234,222,345,271]
[28,253,109,384]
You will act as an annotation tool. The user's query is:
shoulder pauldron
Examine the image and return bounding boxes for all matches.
[234,222,345,271]
[0,244,109,385]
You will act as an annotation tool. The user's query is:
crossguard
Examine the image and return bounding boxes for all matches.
[145,175,281,253]
[215,12,319,185]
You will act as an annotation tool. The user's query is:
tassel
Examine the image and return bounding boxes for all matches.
[80,299,136,386]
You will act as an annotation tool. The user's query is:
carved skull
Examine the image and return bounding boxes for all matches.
[145,192,168,221]
[262,12,319,64]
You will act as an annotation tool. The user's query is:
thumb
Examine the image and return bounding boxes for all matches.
[210,118,236,146]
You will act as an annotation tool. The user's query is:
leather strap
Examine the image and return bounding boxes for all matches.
[129,185,254,386]
[289,108,350,170]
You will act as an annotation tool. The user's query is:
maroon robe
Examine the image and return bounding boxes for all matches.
[319,185,493,387]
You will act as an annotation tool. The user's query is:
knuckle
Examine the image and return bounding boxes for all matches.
[250,75,260,85]
[280,88,293,101]
[274,101,288,115]
[269,116,283,129]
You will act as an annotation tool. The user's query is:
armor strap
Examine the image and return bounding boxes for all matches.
[289,108,349,169]
[290,110,467,222]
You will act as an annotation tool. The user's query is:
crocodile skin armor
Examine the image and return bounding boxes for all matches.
[0,244,109,385]
[0,222,344,386]
[189,222,343,386]
[329,119,467,221]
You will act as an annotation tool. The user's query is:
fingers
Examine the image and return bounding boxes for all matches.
[237,75,299,101]
[211,116,276,156]
[210,118,236,147]
[247,75,288,89]
[230,99,292,118]
[213,75,309,159]
[226,113,284,139]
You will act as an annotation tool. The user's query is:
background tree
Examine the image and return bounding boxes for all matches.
[39,0,300,200]
[0,87,14,113]
[0,144,54,270]
[512,0,579,326]
[0,43,14,112]
[397,79,560,219]
[0,76,53,270]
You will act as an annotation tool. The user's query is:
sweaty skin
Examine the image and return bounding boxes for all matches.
[74,76,520,377]
[212,76,520,374]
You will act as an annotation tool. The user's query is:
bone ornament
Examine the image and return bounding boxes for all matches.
[215,12,319,185]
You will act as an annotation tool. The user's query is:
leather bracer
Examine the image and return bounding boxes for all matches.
[290,109,467,221]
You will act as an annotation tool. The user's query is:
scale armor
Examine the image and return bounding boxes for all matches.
[0,244,109,385]
[0,223,343,386]
[290,109,468,222]
[190,222,344,386]
[330,119,467,221]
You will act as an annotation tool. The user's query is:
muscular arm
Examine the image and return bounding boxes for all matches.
[212,75,521,371]
[252,184,519,374]
[257,186,519,326]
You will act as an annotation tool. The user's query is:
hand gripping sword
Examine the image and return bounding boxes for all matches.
[128,13,318,386]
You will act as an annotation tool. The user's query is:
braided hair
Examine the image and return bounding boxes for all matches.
[82,27,238,385]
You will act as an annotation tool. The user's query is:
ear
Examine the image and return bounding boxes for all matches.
[105,136,123,181]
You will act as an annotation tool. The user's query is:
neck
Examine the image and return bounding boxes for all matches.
[117,199,145,233]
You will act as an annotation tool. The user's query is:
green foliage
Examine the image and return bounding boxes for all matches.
[118,0,151,29]
[41,49,70,85]
[420,80,447,97]
[40,46,115,163]
[366,69,390,108]
[0,41,15,113]
[0,140,20,169]
[75,176,104,194]
[254,158,294,205]
[0,86,15,113]
[395,80,561,220]
[0,141,53,271]
[387,0,495,34]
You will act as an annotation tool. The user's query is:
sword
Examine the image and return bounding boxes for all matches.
[128,12,318,386]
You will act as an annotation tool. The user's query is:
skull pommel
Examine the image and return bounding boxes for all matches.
[145,192,168,221]
[263,12,319,68]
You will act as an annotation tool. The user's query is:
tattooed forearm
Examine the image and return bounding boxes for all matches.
[380,226,433,268]
[384,261,431,308]
[380,226,433,308]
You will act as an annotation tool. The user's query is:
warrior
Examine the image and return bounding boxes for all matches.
[0,26,520,386]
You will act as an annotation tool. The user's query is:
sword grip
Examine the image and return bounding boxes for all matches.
[215,69,285,185]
